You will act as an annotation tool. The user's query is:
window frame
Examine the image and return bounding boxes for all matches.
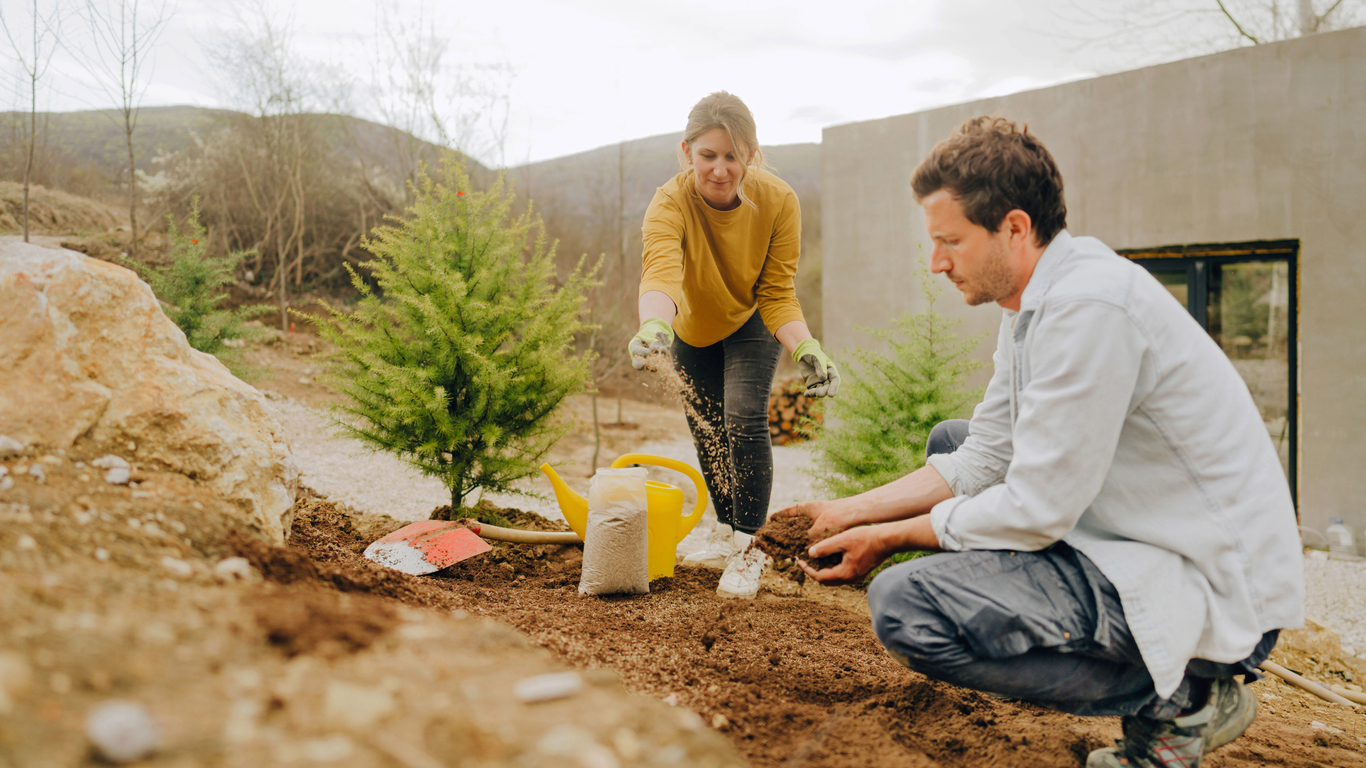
[1120,240,1300,509]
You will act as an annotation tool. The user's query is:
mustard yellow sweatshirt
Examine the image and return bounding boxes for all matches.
[639,168,806,348]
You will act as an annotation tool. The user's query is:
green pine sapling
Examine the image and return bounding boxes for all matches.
[308,156,598,519]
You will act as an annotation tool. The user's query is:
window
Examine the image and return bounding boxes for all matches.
[1122,241,1298,504]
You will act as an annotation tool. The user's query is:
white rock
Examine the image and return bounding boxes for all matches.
[662,692,680,706]
[104,466,130,485]
[323,680,396,731]
[26,465,45,482]
[160,556,193,579]
[0,477,12,492]
[85,700,160,764]
[0,436,24,455]
[94,548,109,561]
[16,535,36,551]
[0,244,299,542]
[213,557,256,582]
[0,466,7,477]
[514,672,584,703]
[711,713,730,729]
[92,455,129,470]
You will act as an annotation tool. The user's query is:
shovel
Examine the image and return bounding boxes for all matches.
[363,519,582,576]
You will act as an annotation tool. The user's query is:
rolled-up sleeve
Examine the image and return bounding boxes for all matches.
[754,190,805,334]
[931,300,1147,552]
[639,189,686,308]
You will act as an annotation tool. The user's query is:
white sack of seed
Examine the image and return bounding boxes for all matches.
[579,467,650,596]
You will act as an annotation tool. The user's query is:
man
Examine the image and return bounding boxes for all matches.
[778,117,1303,767]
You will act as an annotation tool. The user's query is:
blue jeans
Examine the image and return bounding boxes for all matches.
[671,311,782,534]
[868,419,1277,720]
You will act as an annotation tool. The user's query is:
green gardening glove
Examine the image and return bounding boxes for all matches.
[629,317,674,371]
[793,338,840,397]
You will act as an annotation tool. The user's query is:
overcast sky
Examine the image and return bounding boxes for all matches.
[3,0,1282,166]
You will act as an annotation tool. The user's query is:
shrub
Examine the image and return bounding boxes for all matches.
[308,156,597,518]
[808,263,986,498]
[130,201,270,376]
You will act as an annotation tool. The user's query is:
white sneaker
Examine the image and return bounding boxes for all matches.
[716,532,768,600]
[682,522,736,569]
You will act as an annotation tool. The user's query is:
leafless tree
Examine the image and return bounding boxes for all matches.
[72,0,172,257]
[369,0,515,172]
[1056,0,1364,70]
[0,0,62,242]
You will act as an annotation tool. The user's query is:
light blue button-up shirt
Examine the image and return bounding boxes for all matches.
[926,230,1304,698]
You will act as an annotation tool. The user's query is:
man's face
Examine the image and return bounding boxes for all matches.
[923,189,1017,307]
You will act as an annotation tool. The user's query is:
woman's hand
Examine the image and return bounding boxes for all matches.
[792,338,839,397]
[629,318,674,371]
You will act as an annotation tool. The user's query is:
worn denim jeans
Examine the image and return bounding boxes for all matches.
[671,311,782,534]
[868,419,1277,720]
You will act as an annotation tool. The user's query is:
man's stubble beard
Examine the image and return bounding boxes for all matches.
[962,236,1016,307]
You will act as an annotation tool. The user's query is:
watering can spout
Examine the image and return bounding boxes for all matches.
[540,463,589,540]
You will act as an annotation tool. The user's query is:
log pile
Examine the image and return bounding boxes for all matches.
[768,377,823,446]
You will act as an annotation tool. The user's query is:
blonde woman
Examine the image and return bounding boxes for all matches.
[629,91,839,599]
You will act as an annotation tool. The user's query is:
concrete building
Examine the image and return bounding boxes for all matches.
[820,27,1366,545]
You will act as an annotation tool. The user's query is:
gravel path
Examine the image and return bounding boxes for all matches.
[1303,555,1366,653]
[269,393,1366,652]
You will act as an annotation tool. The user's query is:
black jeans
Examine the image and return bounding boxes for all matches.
[867,419,1277,720]
[671,311,782,534]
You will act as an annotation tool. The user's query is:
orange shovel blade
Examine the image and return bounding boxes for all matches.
[362,520,491,575]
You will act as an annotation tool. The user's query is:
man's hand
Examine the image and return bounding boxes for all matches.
[792,338,839,397]
[797,525,889,586]
[629,318,674,371]
[771,500,855,540]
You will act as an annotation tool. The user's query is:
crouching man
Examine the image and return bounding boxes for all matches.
[778,117,1303,768]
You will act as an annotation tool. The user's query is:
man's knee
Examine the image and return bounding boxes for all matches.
[927,419,970,458]
[867,556,957,664]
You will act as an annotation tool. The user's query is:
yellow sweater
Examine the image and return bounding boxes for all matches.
[639,168,806,348]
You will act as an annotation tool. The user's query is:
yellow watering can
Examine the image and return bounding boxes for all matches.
[540,454,708,580]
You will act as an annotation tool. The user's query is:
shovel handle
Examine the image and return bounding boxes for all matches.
[458,519,583,545]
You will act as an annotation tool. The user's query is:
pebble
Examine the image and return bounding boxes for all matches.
[0,477,11,492]
[160,556,193,579]
[27,465,45,482]
[92,455,129,470]
[213,557,256,582]
[16,535,37,551]
[85,700,160,764]
[94,548,109,562]
[105,467,131,485]
[711,713,730,729]
[1310,720,1344,735]
[0,435,24,455]
[1304,555,1366,651]
[514,672,584,703]
[662,692,680,706]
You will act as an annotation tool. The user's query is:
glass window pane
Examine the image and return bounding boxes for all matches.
[1208,262,1290,477]
[1153,270,1188,310]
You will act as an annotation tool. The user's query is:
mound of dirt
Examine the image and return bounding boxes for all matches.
[753,512,842,582]
[0,181,123,233]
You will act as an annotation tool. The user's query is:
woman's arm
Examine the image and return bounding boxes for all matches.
[638,291,677,326]
[773,320,812,355]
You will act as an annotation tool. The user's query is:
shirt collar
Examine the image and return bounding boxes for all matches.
[1019,229,1073,311]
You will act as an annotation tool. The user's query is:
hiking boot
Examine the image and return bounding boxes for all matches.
[1086,677,1256,768]
[716,532,768,599]
[682,522,736,569]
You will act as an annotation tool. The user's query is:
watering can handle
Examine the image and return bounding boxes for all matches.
[610,453,709,538]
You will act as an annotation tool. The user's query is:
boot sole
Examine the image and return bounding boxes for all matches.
[715,585,758,599]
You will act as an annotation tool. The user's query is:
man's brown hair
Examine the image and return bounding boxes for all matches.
[911,117,1067,247]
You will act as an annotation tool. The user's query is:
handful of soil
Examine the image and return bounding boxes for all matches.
[753,513,843,585]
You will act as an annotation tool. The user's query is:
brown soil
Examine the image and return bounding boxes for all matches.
[267,499,1366,768]
[753,513,843,582]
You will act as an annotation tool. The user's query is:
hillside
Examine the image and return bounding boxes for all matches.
[0,106,487,191]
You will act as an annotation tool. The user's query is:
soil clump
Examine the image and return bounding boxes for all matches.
[275,498,1366,768]
[754,512,843,582]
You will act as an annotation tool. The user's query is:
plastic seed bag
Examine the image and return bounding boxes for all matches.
[578,467,649,596]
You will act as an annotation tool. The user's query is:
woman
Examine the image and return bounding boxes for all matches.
[629,91,839,599]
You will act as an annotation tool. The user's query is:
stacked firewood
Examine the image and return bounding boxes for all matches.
[768,377,823,446]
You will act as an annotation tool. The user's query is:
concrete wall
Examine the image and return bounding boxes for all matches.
[821,27,1366,539]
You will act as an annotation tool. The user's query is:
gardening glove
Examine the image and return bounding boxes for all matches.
[793,338,840,397]
[629,317,674,371]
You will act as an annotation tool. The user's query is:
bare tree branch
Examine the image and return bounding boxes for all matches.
[1217,0,1263,43]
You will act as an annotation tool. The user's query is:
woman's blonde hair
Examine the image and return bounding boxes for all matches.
[678,91,768,209]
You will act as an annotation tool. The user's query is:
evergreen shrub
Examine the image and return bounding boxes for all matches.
[131,201,269,376]
[308,157,597,517]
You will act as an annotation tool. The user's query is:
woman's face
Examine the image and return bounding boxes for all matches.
[683,127,751,210]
